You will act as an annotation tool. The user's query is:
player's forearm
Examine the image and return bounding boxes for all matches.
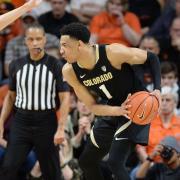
[0,93,15,125]
[90,104,122,116]
[0,3,30,31]
[121,24,142,46]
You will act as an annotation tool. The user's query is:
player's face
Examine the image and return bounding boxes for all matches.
[60,35,79,63]
[25,28,46,55]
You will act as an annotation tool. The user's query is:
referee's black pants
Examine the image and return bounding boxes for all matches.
[0,109,61,180]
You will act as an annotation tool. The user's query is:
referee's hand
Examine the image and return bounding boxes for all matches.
[54,128,65,145]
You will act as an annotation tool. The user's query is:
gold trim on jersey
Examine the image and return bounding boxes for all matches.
[114,120,132,137]
[90,126,99,148]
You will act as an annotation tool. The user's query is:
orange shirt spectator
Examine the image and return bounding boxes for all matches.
[90,11,141,46]
[146,115,180,161]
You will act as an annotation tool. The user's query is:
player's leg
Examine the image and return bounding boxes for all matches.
[108,116,149,180]
[79,117,116,180]
[108,139,135,180]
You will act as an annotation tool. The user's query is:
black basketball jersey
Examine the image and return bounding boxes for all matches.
[72,45,146,106]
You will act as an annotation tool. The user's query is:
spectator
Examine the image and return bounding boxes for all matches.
[136,136,180,180]
[147,0,180,43]
[38,0,79,38]
[60,130,83,180]
[160,61,180,111]
[71,100,94,159]
[70,0,107,25]
[89,0,142,46]
[4,12,60,76]
[128,0,161,32]
[159,17,180,80]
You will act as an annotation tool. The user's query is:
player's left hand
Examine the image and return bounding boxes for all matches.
[150,89,161,113]
[54,128,65,145]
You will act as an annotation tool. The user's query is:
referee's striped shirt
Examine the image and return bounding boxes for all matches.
[9,54,69,111]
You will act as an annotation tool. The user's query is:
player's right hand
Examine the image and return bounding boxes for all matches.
[119,93,131,119]
[0,122,4,138]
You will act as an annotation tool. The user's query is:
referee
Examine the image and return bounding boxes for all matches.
[0,24,70,180]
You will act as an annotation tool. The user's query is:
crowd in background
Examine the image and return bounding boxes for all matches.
[0,0,180,179]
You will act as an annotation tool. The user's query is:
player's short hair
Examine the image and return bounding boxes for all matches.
[60,22,90,43]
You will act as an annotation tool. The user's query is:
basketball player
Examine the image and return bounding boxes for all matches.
[0,0,41,31]
[60,23,161,180]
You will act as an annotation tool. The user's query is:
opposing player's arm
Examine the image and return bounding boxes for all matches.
[106,43,147,67]
[0,0,41,31]
[62,63,130,117]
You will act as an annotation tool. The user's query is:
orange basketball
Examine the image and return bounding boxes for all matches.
[127,91,159,125]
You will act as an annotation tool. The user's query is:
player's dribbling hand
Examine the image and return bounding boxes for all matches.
[54,128,65,145]
[26,0,42,9]
[119,93,131,119]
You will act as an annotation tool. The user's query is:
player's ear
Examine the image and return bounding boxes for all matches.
[78,40,85,50]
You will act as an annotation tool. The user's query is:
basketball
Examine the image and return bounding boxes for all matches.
[127,91,159,125]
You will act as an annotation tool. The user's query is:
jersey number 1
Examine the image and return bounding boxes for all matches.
[99,84,112,99]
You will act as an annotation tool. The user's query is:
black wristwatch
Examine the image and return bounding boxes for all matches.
[146,156,154,162]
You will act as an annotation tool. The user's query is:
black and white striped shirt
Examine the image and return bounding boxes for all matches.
[9,54,69,110]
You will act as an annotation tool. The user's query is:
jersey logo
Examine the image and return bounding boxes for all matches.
[80,74,86,78]
[115,137,128,141]
[137,103,147,120]
[101,66,106,72]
